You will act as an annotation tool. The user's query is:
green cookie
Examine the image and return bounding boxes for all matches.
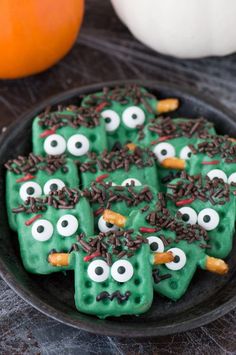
[185,135,236,191]
[71,230,154,318]
[32,106,108,162]
[133,117,216,190]
[82,182,158,234]
[5,154,79,230]
[166,174,236,258]
[79,146,159,190]
[82,85,178,149]
[13,188,94,275]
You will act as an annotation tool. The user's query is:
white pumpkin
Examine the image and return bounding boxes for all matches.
[111,0,236,58]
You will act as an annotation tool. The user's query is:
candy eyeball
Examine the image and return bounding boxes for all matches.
[153,142,175,162]
[111,260,134,282]
[228,172,236,185]
[207,169,227,183]
[165,248,187,271]
[197,208,220,231]
[98,216,119,233]
[88,260,110,282]
[122,106,145,128]
[56,214,79,237]
[147,236,164,253]
[44,134,66,155]
[101,109,120,132]
[43,179,65,195]
[178,207,197,225]
[121,178,142,187]
[32,219,53,242]
[67,134,90,157]
[19,181,42,201]
[180,146,192,160]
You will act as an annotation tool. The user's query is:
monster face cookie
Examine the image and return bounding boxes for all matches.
[79,146,159,189]
[82,182,158,234]
[166,173,236,258]
[48,230,174,318]
[134,117,216,189]
[12,188,94,274]
[82,85,179,148]
[102,197,228,301]
[32,106,108,161]
[5,154,79,230]
[184,135,236,190]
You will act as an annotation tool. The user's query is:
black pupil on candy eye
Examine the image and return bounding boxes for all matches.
[51,140,58,147]
[150,242,158,251]
[187,152,192,158]
[95,266,103,275]
[132,114,137,120]
[161,149,167,156]
[182,214,190,222]
[50,183,58,191]
[105,117,111,123]
[75,142,82,149]
[106,222,114,228]
[174,255,180,263]
[203,215,211,223]
[37,225,44,233]
[61,220,68,228]
[26,187,35,195]
[117,266,126,274]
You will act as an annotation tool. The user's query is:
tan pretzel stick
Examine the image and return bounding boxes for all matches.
[161,157,185,170]
[228,137,236,143]
[157,98,179,113]
[153,252,174,265]
[103,209,127,228]
[126,143,137,151]
[48,253,69,267]
[205,256,229,275]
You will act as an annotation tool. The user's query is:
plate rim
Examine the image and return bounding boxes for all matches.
[1,79,236,337]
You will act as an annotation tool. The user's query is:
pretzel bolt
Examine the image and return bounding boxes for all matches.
[48,253,69,267]
[153,252,174,265]
[205,256,229,275]
[103,209,127,228]
[157,98,179,113]
[126,143,137,151]
[161,157,185,170]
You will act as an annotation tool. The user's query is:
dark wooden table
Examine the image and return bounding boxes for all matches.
[1,1,236,353]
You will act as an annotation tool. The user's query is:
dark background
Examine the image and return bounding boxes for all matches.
[1,1,236,353]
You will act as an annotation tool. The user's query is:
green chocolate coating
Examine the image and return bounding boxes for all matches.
[6,157,79,231]
[32,110,108,162]
[72,236,153,318]
[14,193,94,275]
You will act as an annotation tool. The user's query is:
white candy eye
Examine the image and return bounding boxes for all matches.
[147,236,164,253]
[88,260,110,282]
[228,172,236,185]
[57,214,79,237]
[165,248,186,271]
[19,182,42,201]
[44,134,66,155]
[197,208,220,231]
[67,134,90,156]
[180,146,192,160]
[98,216,119,233]
[121,178,142,186]
[43,179,65,195]
[207,169,227,183]
[153,143,176,162]
[32,219,53,242]
[178,207,197,225]
[101,109,120,132]
[111,260,134,282]
[122,106,145,128]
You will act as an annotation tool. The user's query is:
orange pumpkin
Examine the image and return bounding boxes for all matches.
[0,0,84,79]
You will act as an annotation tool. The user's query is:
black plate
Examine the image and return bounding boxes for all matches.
[1,80,236,338]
